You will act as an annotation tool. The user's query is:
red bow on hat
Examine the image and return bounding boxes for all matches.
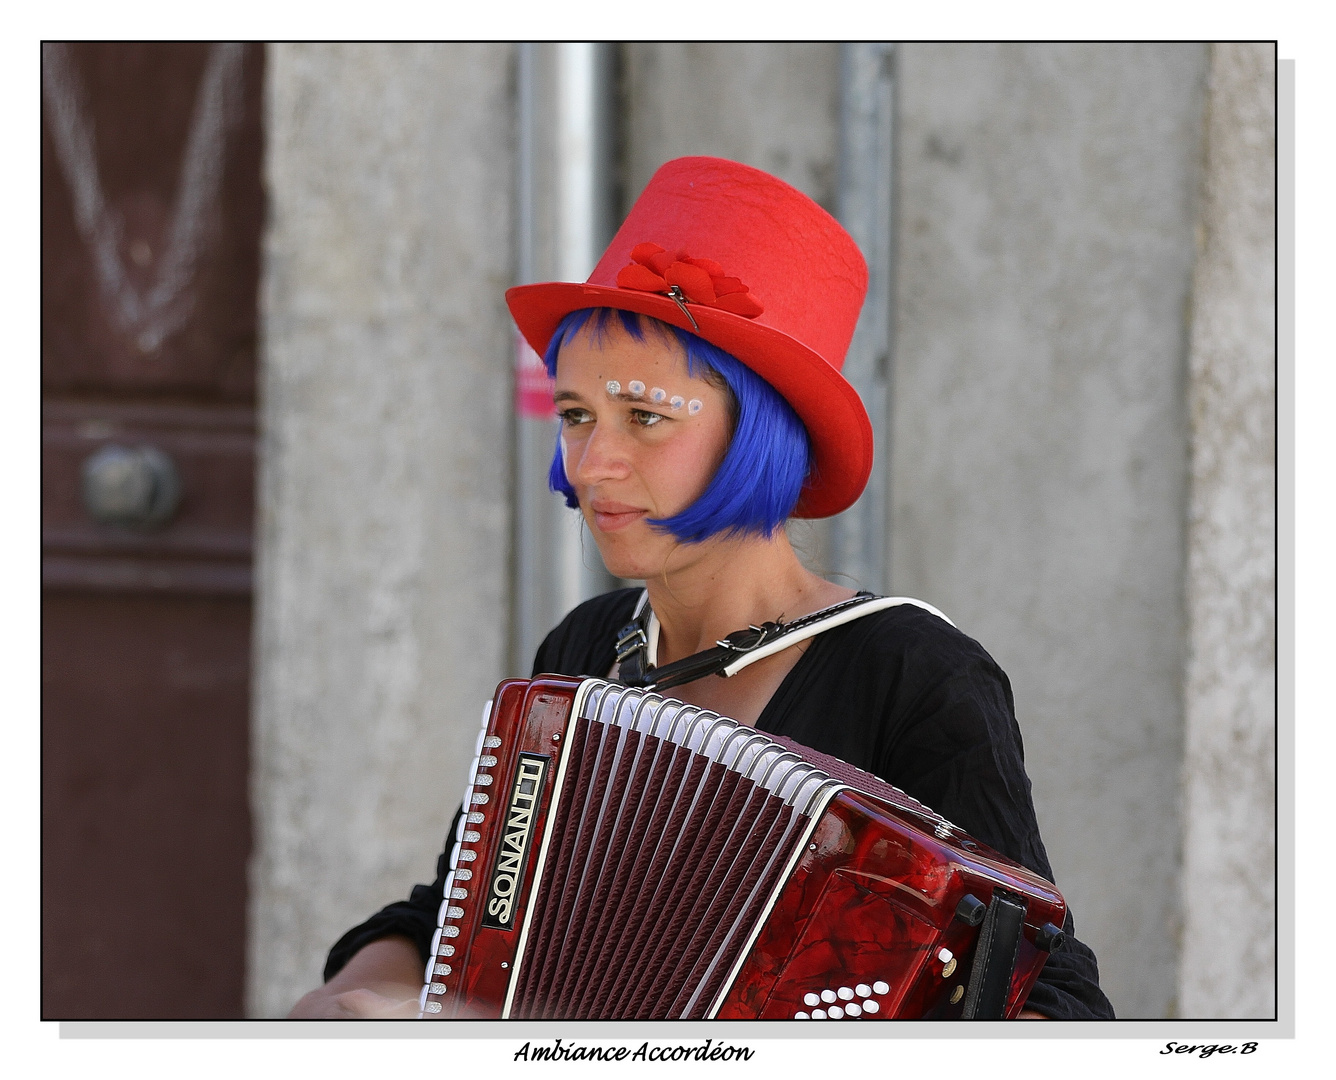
[615,242,764,318]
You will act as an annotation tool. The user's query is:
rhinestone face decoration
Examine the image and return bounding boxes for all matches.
[605,380,702,415]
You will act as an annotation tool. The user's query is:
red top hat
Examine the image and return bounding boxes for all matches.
[506,156,872,519]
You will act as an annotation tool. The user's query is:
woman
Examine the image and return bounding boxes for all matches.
[292,157,1114,1020]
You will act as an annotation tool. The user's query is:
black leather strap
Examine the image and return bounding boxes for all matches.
[960,891,1029,1019]
[614,593,885,693]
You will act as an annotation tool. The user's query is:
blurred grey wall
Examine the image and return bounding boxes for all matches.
[247,42,1275,1019]
[247,43,515,1017]
[891,43,1206,1019]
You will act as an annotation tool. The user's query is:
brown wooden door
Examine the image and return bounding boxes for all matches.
[41,42,264,1018]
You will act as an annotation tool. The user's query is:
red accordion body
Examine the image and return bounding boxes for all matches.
[420,677,1065,1020]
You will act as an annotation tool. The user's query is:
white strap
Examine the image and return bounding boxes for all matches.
[644,593,954,678]
[719,596,955,677]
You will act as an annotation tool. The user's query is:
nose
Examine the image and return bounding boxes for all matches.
[567,420,632,487]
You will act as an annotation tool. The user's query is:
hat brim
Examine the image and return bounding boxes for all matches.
[506,281,873,519]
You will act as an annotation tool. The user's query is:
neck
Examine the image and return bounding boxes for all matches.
[643,529,853,665]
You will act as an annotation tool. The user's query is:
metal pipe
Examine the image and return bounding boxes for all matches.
[830,42,896,595]
[555,42,604,616]
[512,43,618,676]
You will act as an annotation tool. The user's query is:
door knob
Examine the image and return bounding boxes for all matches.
[81,443,181,528]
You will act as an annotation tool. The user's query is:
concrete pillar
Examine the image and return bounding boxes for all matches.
[247,43,514,1016]
[1177,42,1276,1018]
[891,43,1209,1017]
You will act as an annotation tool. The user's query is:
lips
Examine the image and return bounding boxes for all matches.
[590,499,647,533]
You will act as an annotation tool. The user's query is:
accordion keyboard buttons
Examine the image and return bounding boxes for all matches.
[801,982,891,1020]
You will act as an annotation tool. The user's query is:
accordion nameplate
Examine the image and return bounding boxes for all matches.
[481,753,549,931]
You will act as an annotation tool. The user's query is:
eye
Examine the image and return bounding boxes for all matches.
[630,409,665,428]
[558,407,593,427]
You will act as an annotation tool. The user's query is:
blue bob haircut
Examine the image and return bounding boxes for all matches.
[544,307,812,544]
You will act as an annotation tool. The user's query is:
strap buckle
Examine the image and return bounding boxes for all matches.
[716,620,785,654]
[615,624,649,663]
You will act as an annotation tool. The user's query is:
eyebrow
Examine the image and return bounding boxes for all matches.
[553,390,671,406]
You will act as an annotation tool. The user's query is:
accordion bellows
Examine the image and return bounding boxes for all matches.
[420,677,1065,1020]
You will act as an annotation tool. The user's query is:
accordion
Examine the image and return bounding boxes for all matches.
[420,676,1066,1020]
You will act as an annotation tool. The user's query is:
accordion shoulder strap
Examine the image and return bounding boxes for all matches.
[615,591,955,693]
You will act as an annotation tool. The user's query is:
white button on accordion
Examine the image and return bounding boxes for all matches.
[420,676,1066,1020]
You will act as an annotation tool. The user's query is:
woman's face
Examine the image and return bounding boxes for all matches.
[553,319,733,580]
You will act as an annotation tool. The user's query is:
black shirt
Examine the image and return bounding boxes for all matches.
[327,587,1114,1019]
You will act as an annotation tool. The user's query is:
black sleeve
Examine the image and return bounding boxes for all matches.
[530,587,642,678]
[323,588,642,982]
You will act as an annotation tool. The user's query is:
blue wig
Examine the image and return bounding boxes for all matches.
[544,308,812,544]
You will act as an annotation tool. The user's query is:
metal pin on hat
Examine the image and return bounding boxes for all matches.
[666,285,700,332]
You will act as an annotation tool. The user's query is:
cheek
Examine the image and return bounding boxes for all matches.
[559,428,588,480]
[657,425,730,509]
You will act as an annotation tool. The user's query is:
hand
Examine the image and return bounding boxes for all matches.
[1017,1008,1050,1019]
[287,935,426,1019]
[289,985,421,1019]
